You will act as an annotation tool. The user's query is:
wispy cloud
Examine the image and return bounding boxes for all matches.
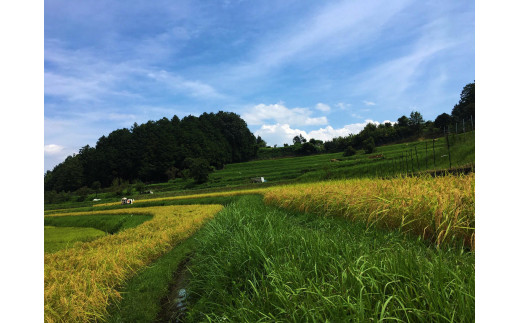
[225,0,412,80]
[146,70,225,99]
[363,100,376,106]
[315,103,331,112]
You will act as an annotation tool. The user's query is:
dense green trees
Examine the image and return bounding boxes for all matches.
[44,111,259,192]
[45,82,475,194]
[452,82,475,124]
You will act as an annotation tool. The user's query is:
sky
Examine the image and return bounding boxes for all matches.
[44,0,475,171]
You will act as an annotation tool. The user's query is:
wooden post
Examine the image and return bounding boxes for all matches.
[425,141,428,169]
[446,134,452,169]
[432,139,436,169]
[415,146,419,171]
[410,149,414,174]
[404,152,408,175]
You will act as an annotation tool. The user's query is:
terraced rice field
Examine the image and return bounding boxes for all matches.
[264,174,475,248]
[44,204,222,322]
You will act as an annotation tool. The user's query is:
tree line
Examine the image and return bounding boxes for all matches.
[257,82,475,157]
[45,82,474,195]
[44,111,258,192]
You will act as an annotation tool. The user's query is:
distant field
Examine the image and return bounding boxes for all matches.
[149,131,474,193]
[43,132,474,211]
[44,226,106,253]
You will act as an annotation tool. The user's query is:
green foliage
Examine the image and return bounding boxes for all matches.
[184,157,213,183]
[45,111,258,192]
[133,180,146,194]
[185,196,474,322]
[343,145,356,157]
[409,111,425,135]
[75,186,92,202]
[452,82,475,124]
[362,137,375,154]
[434,113,452,130]
[44,226,107,253]
[106,234,201,323]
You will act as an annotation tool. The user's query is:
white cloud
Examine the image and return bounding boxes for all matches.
[44,144,64,155]
[255,119,396,146]
[243,103,327,126]
[363,100,376,106]
[336,102,352,110]
[255,123,307,146]
[315,103,331,112]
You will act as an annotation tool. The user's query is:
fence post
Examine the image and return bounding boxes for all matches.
[446,134,452,169]
[403,152,408,175]
[432,139,436,170]
[425,141,428,169]
[410,149,414,174]
[470,115,474,131]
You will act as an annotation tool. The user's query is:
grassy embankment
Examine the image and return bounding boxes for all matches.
[44,204,222,322]
[185,195,474,322]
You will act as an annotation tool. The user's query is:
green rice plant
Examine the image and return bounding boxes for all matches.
[185,196,474,322]
[44,213,152,234]
[44,226,107,253]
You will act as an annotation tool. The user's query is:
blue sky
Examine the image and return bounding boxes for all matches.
[44,0,475,171]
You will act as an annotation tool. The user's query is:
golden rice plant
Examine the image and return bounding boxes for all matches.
[264,174,474,248]
[95,188,269,207]
[44,204,223,322]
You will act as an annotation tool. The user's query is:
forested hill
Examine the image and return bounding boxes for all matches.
[44,111,258,192]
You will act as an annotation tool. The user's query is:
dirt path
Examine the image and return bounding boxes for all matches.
[156,256,191,322]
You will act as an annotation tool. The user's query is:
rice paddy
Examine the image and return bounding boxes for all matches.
[264,173,475,249]
[44,136,475,321]
[44,204,222,322]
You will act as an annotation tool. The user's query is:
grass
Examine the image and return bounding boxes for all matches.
[44,213,152,234]
[44,226,107,253]
[264,173,475,249]
[44,194,250,216]
[185,195,474,322]
[44,204,223,322]
[106,233,201,323]
[94,188,269,207]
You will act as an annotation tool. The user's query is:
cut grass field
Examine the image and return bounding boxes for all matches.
[185,195,474,322]
[44,204,223,322]
[44,226,107,253]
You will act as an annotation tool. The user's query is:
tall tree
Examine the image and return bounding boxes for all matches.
[409,111,425,135]
[452,82,475,124]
